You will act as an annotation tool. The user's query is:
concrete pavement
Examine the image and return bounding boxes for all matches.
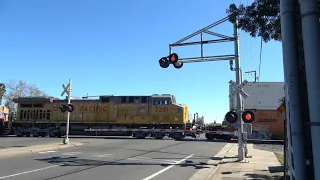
[0,137,227,180]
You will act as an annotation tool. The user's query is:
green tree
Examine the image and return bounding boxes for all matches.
[226,0,320,43]
[0,83,6,105]
[226,0,281,43]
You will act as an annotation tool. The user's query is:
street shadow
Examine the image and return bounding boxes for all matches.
[35,156,214,170]
[244,173,287,180]
[0,145,26,149]
[219,166,287,180]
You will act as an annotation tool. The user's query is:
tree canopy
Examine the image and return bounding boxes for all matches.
[226,0,281,43]
[0,83,6,105]
[226,0,320,42]
[3,80,48,112]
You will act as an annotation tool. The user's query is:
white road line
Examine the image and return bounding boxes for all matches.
[134,157,178,163]
[142,154,194,180]
[0,164,62,179]
[127,157,178,164]
[39,150,57,154]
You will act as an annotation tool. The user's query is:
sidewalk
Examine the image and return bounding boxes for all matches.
[208,143,284,180]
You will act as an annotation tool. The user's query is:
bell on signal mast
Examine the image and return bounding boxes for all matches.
[159,57,170,68]
[242,110,255,123]
[225,111,238,124]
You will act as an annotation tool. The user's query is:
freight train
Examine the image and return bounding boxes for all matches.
[10,94,193,139]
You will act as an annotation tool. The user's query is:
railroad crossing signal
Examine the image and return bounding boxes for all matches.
[61,83,70,97]
[225,111,238,124]
[158,53,183,69]
[242,110,255,123]
[229,80,249,98]
[59,104,74,113]
[224,110,255,124]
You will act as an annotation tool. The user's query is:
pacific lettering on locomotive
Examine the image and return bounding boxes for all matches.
[10,94,189,138]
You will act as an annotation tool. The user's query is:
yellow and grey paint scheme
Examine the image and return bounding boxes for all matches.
[11,94,189,139]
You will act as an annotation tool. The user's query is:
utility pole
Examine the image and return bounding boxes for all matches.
[245,70,257,82]
[234,18,245,161]
[299,0,320,179]
[280,0,307,179]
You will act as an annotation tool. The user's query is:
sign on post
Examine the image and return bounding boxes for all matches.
[61,83,70,97]
[228,80,249,99]
[61,79,72,145]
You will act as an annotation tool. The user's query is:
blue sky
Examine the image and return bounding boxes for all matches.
[0,0,284,123]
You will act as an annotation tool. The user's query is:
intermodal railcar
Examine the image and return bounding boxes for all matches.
[11,94,189,139]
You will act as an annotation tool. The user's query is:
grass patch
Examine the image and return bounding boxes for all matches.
[275,152,284,165]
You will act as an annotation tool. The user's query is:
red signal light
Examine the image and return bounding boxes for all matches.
[244,113,251,120]
[168,53,179,64]
[67,104,74,113]
[242,110,255,123]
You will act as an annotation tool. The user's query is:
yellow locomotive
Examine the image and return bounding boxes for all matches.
[12,94,189,139]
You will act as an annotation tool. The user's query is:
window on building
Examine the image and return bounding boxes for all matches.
[129,96,134,103]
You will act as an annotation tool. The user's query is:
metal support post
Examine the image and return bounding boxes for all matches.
[234,19,245,161]
[280,0,307,179]
[63,79,72,145]
[299,0,320,179]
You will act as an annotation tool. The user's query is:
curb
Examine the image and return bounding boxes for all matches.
[0,142,83,158]
[188,143,235,180]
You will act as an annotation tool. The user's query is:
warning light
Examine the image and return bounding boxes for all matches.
[224,111,238,124]
[242,110,255,123]
[173,61,183,69]
[168,53,179,64]
[59,104,68,113]
[158,53,184,69]
[159,57,170,68]
[67,104,74,113]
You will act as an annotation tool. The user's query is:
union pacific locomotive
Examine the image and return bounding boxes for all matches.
[11,94,189,139]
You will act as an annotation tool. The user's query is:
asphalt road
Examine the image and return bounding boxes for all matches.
[0,136,66,149]
[0,137,227,180]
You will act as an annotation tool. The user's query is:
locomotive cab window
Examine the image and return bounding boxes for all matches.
[121,97,127,103]
[128,96,134,103]
[152,98,170,105]
[141,97,147,103]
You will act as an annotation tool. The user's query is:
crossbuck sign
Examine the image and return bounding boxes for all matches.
[61,83,71,97]
[229,80,249,99]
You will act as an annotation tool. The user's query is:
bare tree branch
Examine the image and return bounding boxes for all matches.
[3,80,48,112]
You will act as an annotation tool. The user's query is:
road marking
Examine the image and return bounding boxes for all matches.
[0,164,62,179]
[39,150,57,154]
[127,157,178,164]
[142,154,194,180]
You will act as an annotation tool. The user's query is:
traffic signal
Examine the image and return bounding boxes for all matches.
[158,53,183,69]
[225,111,238,124]
[67,104,74,112]
[159,57,170,68]
[59,104,68,113]
[242,110,255,123]
[168,53,179,64]
[59,104,74,113]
